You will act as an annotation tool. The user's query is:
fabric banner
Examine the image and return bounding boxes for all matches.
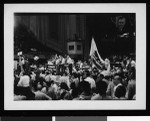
[90,37,104,69]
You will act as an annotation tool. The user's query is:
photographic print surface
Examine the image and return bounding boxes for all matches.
[13,13,135,101]
[4,4,146,110]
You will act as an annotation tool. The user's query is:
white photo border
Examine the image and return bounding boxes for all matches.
[4,3,146,110]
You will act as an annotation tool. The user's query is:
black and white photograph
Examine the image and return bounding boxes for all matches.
[13,13,136,101]
[4,4,146,110]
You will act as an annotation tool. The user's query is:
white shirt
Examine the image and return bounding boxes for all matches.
[45,75,51,82]
[67,57,73,64]
[31,72,36,81]
[21,58,25,65]
[80,62,83,68]
[52,83,59,92]
[56,58,60,65]
[48,61,53,65]
[50,75,57,82]
[61,58,66,64]
[17,75,30,87]
[40,73,45,78]
[59,76,70,88]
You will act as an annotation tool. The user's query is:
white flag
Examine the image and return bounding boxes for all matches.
[90,37,103,62]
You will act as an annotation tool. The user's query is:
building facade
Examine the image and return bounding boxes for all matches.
[14,14,88,59]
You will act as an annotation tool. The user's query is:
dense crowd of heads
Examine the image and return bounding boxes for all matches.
[14,54,136,100]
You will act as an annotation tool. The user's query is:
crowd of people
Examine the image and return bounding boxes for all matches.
[14,52,136,100]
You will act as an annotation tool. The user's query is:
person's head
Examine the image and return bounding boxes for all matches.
[46,81,51,87]
[113,74,121,86]
[82,71,86,79]
[114,85,126,98]
[41,70,45,74]
[60,82,69,91]
[45,71,50,75]
[93,67,98,72]
[63,92,73,100]
[96,74,104,83]
[96,81,108,96]
[43,82,47,87]
[64,54,67,58]
[50,80,55,85]
[63,71,68,76]
[85,70,91,77]
[36,82,43,91]
[70,82,76,90]
[72,72,78,78]
[67,55,70,59]
[59,55,61,58]
[52,71,55,75]
[105,58,110,64]
[80,81,91,95]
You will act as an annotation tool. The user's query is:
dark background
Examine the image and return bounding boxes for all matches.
[1,117,52,121]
